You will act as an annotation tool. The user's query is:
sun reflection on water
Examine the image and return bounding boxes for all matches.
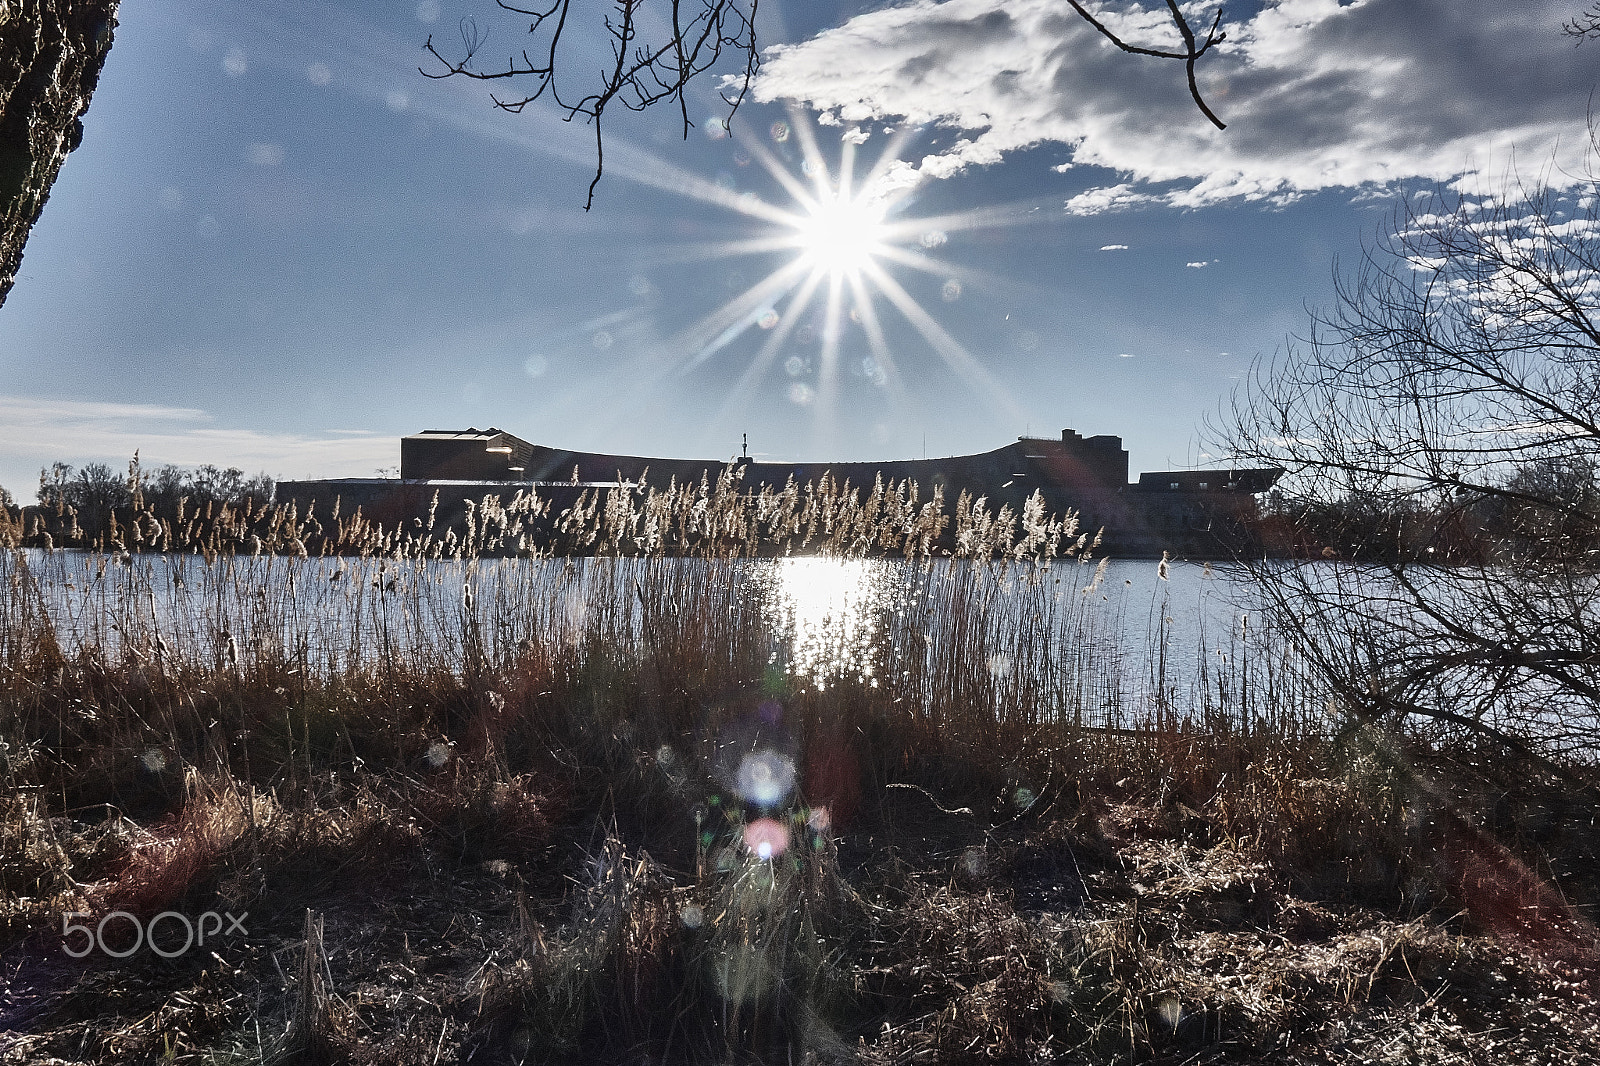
[773,557,887,687]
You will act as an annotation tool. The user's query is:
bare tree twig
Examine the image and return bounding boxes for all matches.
[1214,163,1600,770]
[1064,0,1228,129]
[1566,3,1600,40]
[424,0,760,209]
[425,0,1227,207]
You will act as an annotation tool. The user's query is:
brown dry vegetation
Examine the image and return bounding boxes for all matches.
[2,481,1599,1064]
[1,457,1086,562]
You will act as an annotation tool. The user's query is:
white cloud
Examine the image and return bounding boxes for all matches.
[1186,261,1209,268]
[1066,184,1157,216]
[754,0,1594,212]
[222,47,247,77]
[0,396,211,425]
[1099,244,1128,251]
[0,395,393,482]
[247,142,285,166]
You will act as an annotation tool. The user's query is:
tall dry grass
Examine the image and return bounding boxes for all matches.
[3,458,1087,562]
[2,472,1598,1063]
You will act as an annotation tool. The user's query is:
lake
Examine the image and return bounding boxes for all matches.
[5,549,1313,730]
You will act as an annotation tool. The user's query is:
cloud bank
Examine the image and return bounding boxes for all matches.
[755,0,1595,211]
[0,396,393,482]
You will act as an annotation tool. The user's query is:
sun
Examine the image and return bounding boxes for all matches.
[626,110,1031,439]
[791,187,889,279]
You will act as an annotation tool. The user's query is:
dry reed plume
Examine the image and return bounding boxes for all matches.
[3,455,1090,565]
[1,476,1598,1063]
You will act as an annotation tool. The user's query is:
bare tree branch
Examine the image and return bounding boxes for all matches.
[426,0,1227,208]
[1566,3,1600,40]
[424,0,761,208]
[1064,0,1228,129]
[1214,163,1600,770]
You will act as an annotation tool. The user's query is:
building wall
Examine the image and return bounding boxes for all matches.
[400,430,535,481]
[283,429,1282,558]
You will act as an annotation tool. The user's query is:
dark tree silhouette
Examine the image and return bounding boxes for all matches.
[37,460,130,537]
[32,457,273,544]
[426,0,1227,208]
[1216,169,1600,770]
[1567,3,1600,39]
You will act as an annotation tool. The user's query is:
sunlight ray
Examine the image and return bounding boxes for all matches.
[846,271,911,409]
[863,261,1027,424]
[815,271,848,447]
[883,199,1063,242]
[839,134,858,205]
[708,269,830,436]
[742,134,823,215]
[858,127,921,192]
[644,234,810,267]
[870,244,1028,297]
[871,244,972,278]
[677,259,815,372]
[603,145,799,226]
[787,105,836,201]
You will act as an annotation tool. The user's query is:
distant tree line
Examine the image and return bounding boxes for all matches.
[1,457,274,550]
[1252,453,1600,564]
[7,453,1592,565]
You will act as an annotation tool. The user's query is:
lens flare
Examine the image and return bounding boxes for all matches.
[735,750,796,807]
[743,817,791,860]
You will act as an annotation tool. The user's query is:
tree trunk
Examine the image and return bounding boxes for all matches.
[0,0,119,307]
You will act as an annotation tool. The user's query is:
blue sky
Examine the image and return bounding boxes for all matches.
[0,0,1594,497]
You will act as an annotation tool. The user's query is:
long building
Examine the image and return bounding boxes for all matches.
[277,427,1283,557]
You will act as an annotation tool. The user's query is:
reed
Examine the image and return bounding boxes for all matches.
[1,491,1597,1063]
[1,459,1083,563]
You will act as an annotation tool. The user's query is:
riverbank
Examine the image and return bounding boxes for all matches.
[4,703,1597,1063]
[2,550,1597,1063]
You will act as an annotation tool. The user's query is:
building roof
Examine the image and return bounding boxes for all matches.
[403,428,514,441]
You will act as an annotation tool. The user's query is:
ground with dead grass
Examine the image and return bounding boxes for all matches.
[2,546,1598,1064]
